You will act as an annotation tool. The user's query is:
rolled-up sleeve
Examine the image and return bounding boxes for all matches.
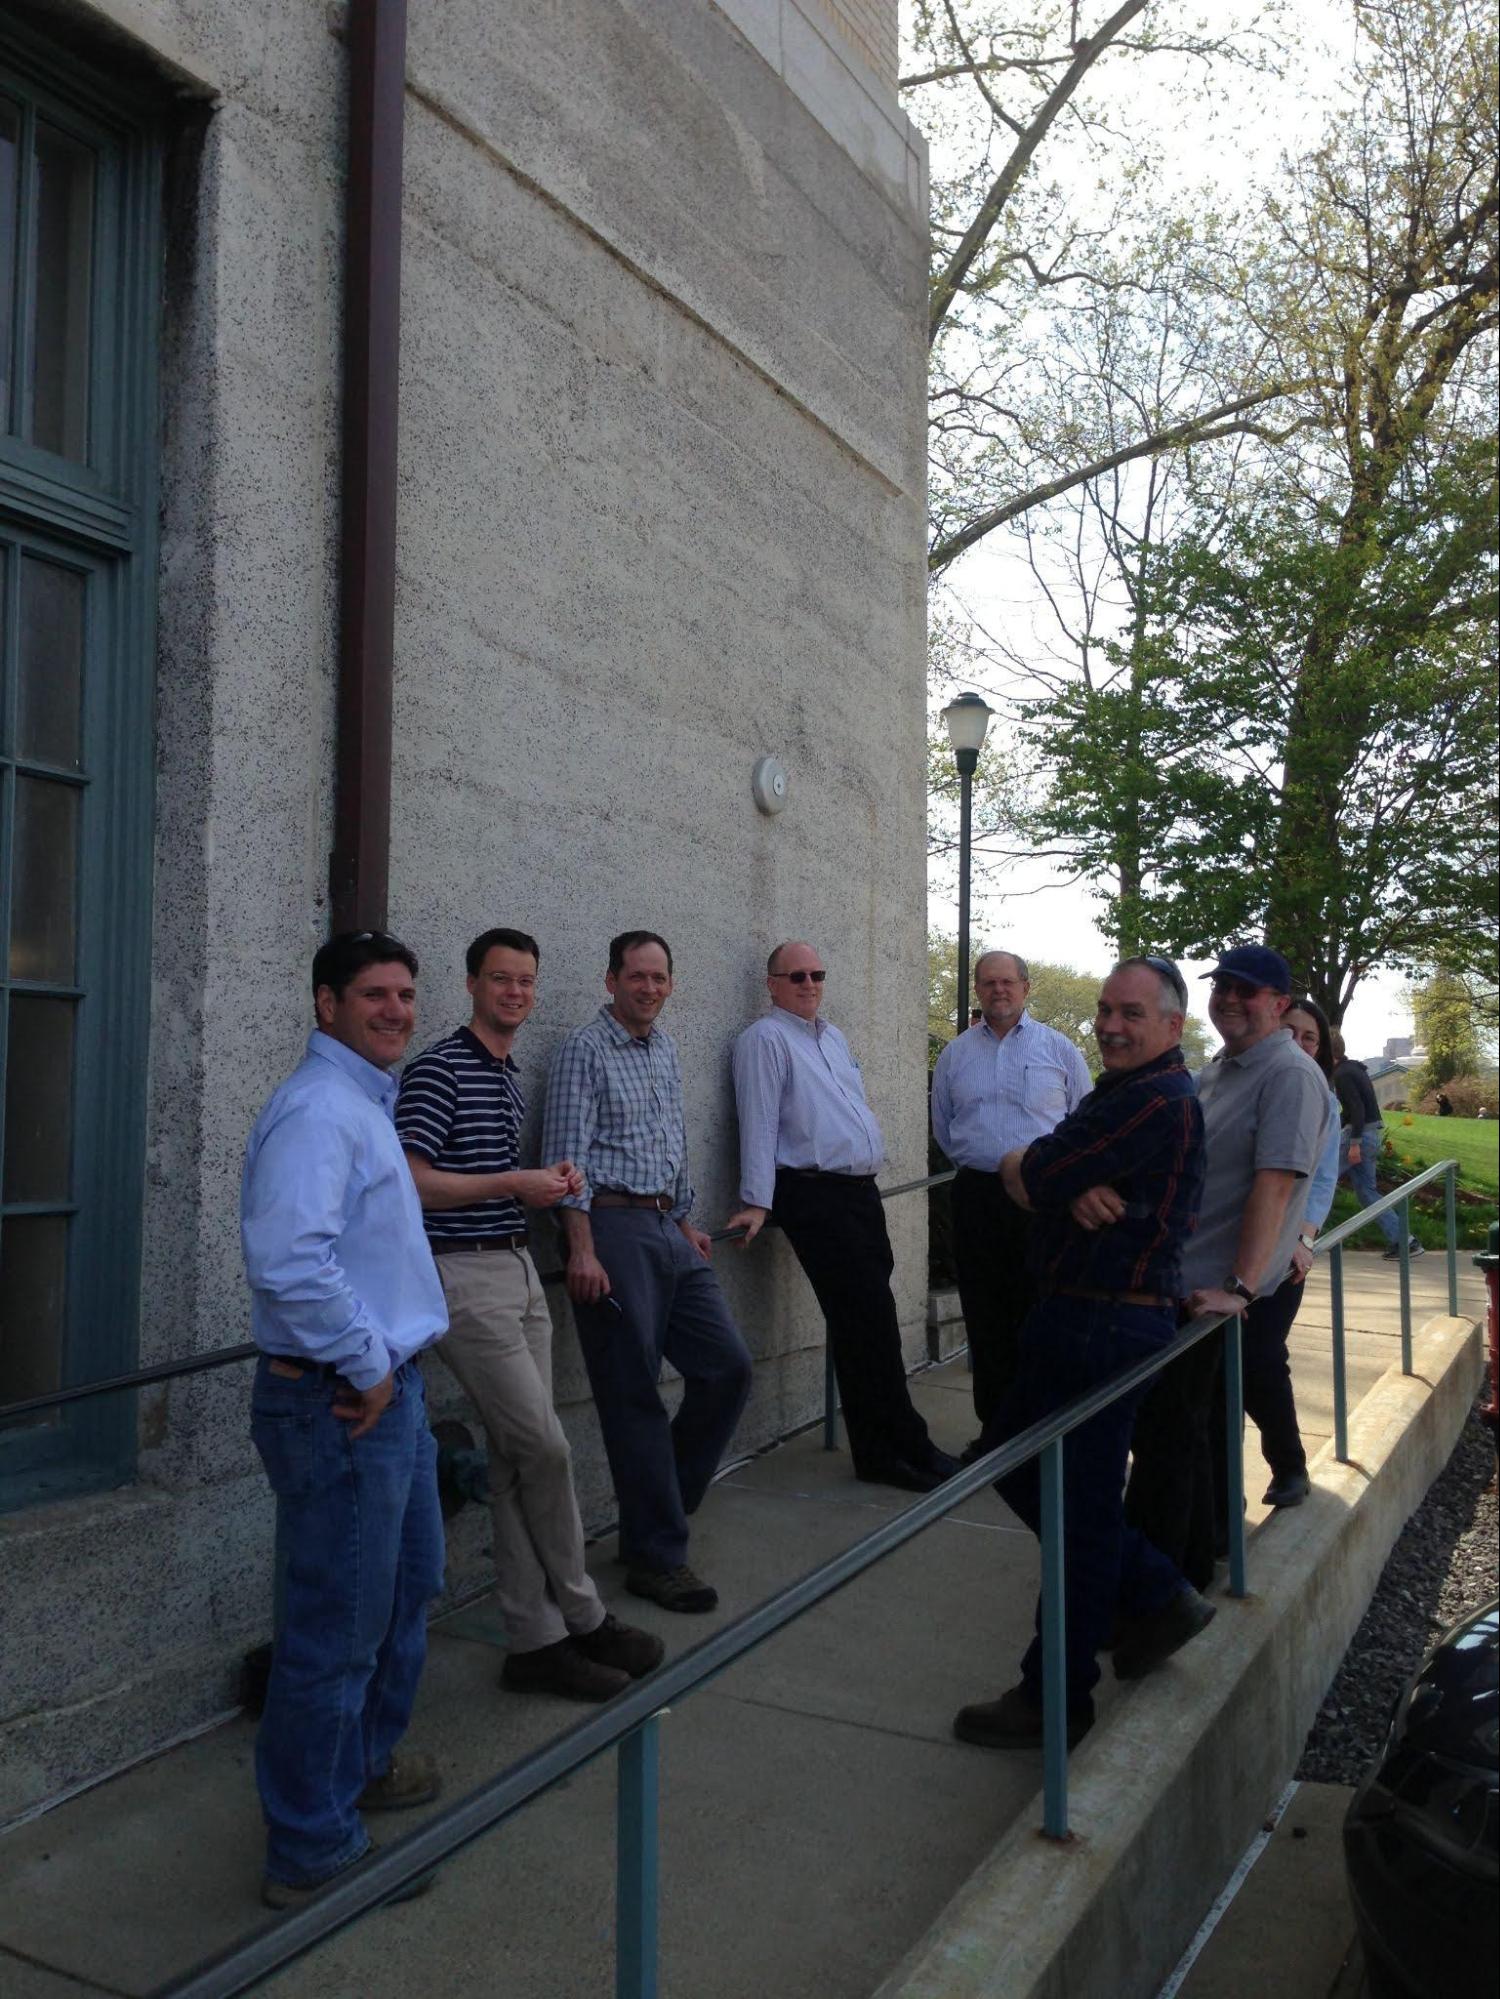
[930,1040,955,1160]
[733,1027,787,1209]
[241,1108,392,1387]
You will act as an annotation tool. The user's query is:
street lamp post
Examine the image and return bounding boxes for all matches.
[942,692,995,1039]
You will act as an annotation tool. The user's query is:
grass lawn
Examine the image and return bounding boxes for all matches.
[1324,1112,1499,1250]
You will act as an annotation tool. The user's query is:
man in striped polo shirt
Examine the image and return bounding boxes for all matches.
[396,927,663,1702]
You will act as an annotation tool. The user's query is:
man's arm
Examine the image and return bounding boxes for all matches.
[929,1040,956,1160]
[1015,1079,1167,1211]
[1060,1035,1094,1112]
[1188,1167,1301,1317]
[727,1027,786,1245]
[559,1205,611,1303]
[404,1154,578,1210]
[542,1032,597,1212]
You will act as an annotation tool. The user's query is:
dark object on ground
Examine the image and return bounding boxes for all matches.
[240,1640,273,1718]
[952,1682,1094,1751]
[1476,1222,1498,1439]
[1112,1586,1217,1680]
[1343,1596,1498,1999]
[431,1418,488,1519]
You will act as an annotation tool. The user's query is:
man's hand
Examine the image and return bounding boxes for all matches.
[332,1371,394,1439]
[726,1206,769,1247]
[1348,1140,1362,1166]
[565,1250,612,1306]
[1069,1185,1126,1232]
[510,1164,577,1209]
[679,1222,713,1261]
[1187,1286,1251,1320]
[1289,1242,1314,1284]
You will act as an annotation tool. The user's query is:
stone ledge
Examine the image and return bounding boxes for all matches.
[874,1312,1483,1999]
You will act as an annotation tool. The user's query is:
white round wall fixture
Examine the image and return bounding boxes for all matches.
[752,756,789,815]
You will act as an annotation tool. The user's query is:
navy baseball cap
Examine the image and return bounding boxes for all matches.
[1200,945,1293,992]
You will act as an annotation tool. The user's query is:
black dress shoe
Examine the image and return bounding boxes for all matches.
[1262,1469,1311,1508]
[1113,1587,1217,1680]
[924,1446,962,1481]
[856,1458,944,1493]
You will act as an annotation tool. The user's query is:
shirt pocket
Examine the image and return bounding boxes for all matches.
[1023,1064,1069,1127]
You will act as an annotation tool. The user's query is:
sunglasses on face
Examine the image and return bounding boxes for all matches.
[772,969,827,985]
[1210,976,1269,1000]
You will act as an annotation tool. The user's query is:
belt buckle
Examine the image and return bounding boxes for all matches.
[654,1193,671,1213]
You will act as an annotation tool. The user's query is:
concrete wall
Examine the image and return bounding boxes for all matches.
[0,0,929,1821]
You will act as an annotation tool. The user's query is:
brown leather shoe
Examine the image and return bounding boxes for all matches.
[357,1750,440,1811]
[500,1637,630,1701]
[262,1845,437,1911]
[624,1565,718,1614]
[572,1613,665,1678]
[952,1684,1094,1750]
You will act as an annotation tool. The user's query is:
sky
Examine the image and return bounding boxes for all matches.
[910,2,1418,1058]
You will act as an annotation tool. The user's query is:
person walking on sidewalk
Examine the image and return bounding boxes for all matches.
[727,940,959,1494]
[1332,1032,1422,1260]
[930,950,1091,1445]
[543,931,753,1616]
[952,957,1211,1752]
[396,927,663,1702]
[240,931,448,1910]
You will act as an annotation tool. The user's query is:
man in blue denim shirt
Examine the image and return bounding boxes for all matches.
[953,958,1212,1752]
[241,931,448,1909]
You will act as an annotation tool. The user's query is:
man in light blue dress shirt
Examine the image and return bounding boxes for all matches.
[728,941,959,1492]
[241,931,448,1909]
[930,951,1092,1443]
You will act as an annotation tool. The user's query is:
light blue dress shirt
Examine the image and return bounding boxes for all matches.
[1304,1084,1343,1233]
[930,1013,1094,1171]
[732,1008,885,1209]
[241,1031,447,1389]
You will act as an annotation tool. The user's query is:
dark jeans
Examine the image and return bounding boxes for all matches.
[251,1356,443,1887]
[1214,1274,1308,1488]
[1125,1334,1221,1593]
[771,1169,934,1477]
[573,1209,752,1573]
[950,1167,1035,1426]
[992,1294,1185,1706]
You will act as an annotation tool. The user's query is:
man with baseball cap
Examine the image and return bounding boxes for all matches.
[1124,944,1333,1587]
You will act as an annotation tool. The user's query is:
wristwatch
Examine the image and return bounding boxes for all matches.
[1298,1230,1317,1250]
[1227,1275,1255,1304]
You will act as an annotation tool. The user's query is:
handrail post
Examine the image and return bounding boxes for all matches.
[1331,1244,1348,1463]
[1223,1316,1246,1599]
[823,1336,838,1450]
[1039,1436,1069,1839]
[1398,1201,1413,1374]
[1445,1164,1458,1316]
[617,1714,663,1999]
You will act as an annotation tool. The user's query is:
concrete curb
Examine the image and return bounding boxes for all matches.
[873,1313,1483,1999]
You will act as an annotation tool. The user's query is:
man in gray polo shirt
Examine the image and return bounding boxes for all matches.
[1123,944,1332,1588]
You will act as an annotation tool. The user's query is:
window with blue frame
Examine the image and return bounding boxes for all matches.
[0,22,161,1503]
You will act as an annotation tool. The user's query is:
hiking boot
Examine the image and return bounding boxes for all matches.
[500,1637,629,1702]
[1262,1469,1311,1509]
[261,1844,437,1911]
[952,1683,1094,1750]
[573,1613,665,1678]
[357,1750,441,1812]
[625,1564,718,1614]
[1113,1587,1217,1681]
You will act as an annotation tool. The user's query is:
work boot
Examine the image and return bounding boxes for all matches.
[357,1750,441,1811]
[262,1845,437,1912]
[572,1613,665,1678]
[952,1683,1094,1750]
[500,1637,630,1702]
[625,1565,718,1614]
[1113,1587,1217,1680]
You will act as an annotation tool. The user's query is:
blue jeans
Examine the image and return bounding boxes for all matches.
[991,1295,1187,1708]
[251,1356,444,1886]
[1343,1128,1402,1246]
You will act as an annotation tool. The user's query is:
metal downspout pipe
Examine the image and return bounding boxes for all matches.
[330,0,407,932]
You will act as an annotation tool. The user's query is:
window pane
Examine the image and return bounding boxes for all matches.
[0,99,17,432]
[17,554,83,767]
[9,774,77,982]
[0,1214,68,1423]
[4,994,74,1203]
[31,121,94,461]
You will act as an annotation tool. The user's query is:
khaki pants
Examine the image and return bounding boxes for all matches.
[432,1246,604,1652]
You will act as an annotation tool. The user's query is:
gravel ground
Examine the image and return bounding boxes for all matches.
[1298,1396,1499,1784]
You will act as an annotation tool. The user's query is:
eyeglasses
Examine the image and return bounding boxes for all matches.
[771,969,827,985]
[1210,975,1268,1000]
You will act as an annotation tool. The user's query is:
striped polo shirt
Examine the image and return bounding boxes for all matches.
[394,1026,526,1242]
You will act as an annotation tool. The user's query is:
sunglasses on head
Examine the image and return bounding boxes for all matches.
[1140,955,1188,1007]
[773,969,826,985]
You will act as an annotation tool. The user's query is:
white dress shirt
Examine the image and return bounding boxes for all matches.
[930,1012,1093,1171]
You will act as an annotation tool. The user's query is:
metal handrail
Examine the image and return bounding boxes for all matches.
[0,1172,960,1424]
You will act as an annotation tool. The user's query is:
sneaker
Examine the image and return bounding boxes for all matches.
[262,1844,437,1912]
[1113,1587,1217,1681]
[1382,1238,1427,1260]
[1262,1469,1311,1509]
[624,1564,719,1614]
[500,1637,629,1702]
[1408,1238,1426,1258]
[357,1750,441,1812]
[952,1684,1094,1750]
[572,1612,665,1678]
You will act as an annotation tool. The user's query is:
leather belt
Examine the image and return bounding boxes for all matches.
[431,1232,528,1255]
[1049,1284,1172,1310]
[592,1191,674,1211]
[776,1168,876,1182]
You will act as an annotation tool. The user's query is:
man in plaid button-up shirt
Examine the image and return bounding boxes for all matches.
[542,931,751,1616]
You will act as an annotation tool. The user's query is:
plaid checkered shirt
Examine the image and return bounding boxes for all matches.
[542,1005,694,1220]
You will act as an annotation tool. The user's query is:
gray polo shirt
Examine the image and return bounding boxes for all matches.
[1180,1031,1333,1297]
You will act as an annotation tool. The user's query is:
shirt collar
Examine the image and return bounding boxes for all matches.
[1094,1045,1184,1094]
[1213,1028,1287,1071]
[307,1029,398,1108]
[976,1009,1029,1043]
[598,1003,655,1047]
[457,1024,517,1072]
[771,1004,824,1038]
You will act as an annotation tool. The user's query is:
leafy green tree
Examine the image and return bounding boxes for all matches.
[1411,970,1491,1093]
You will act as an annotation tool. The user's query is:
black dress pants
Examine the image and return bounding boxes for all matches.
[949,1167,1036,1426]
[1211,1274,1308,1496]
[771,1169,934,1477]
[1124,1333,1221,1593]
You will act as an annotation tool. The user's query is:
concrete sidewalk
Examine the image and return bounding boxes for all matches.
[0,1253,1482,1999]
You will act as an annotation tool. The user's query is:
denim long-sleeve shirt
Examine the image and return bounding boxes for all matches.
[1018,1046,1205,1298]
[543,1006,693,1219]
[1304,1084,1343,1233]
[930,1013,1093,1171]
[732,1008,885,1209]
[241,1031,447,1388]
